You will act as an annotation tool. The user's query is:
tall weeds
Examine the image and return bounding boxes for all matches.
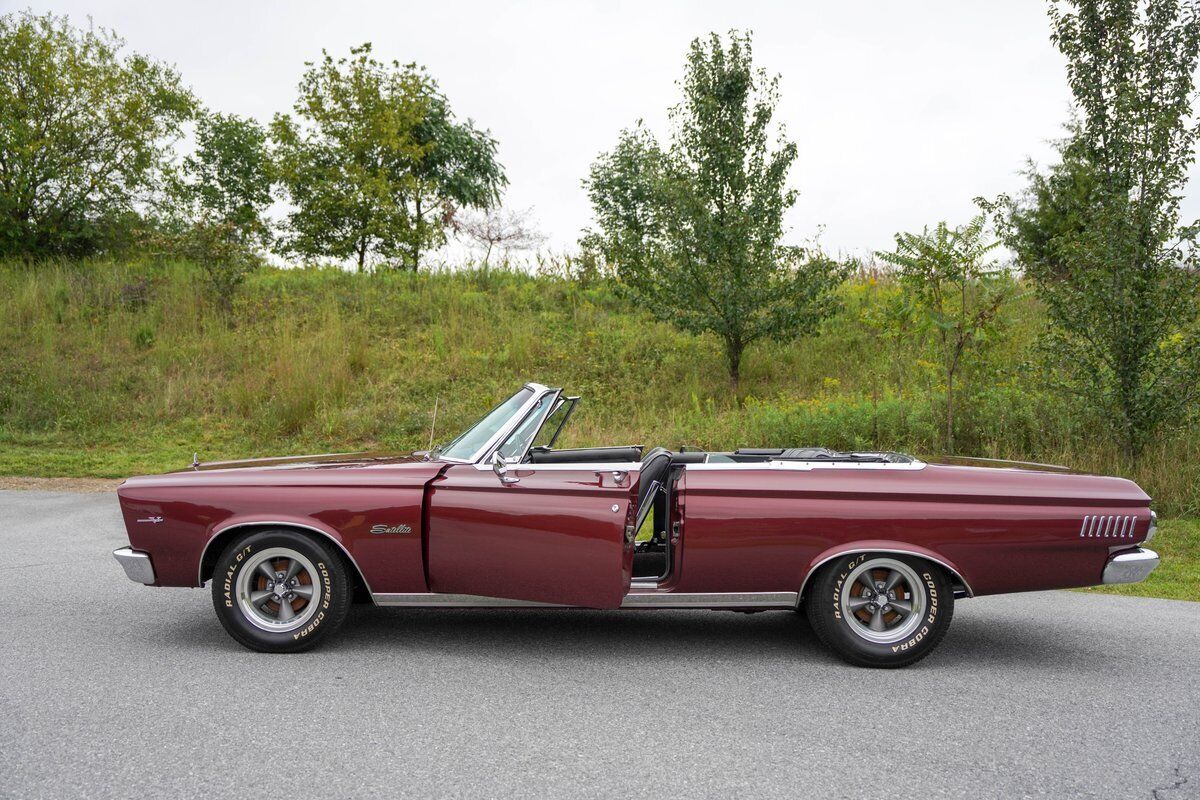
[1,258,1196,514]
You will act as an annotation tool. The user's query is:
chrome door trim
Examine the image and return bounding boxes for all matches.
[470,461,643,472]
[370,591,800,608]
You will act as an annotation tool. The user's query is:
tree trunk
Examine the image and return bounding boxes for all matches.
[357,237,367,273]
[727,341,744,406]
[945,368,955,454]
[411,198,422,272]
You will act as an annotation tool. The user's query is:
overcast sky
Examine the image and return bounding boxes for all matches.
[15,0,1200,260]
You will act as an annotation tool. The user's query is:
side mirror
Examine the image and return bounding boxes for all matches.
[492,451,519,485]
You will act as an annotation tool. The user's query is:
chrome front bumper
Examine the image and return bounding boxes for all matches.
[113,546,156,585]
[1102,548,1160,585]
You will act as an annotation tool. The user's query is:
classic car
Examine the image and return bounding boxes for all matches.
[113,382,1161,667]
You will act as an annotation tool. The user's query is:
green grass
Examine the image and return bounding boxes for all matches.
[0,258,1196,601]
[1078,518,1199,601]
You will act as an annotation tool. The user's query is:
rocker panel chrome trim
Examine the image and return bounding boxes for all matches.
[200,520,373,593]
[370,591,800,608]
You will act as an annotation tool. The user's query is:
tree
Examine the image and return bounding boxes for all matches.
[271,43,505,271]
[878,216,1015,452]
[998,0,1200,458]
[178,112,272,245]
[164,112,272,319]
[582,32,844,394]
[454,206,545,266]
[0,11,196,258]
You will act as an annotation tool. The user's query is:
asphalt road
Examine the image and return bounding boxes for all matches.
[1,490,1198,799]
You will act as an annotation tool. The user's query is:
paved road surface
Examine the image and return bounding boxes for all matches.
[1,490,1197,799]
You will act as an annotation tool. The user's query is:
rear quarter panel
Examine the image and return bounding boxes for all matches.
[674,463,1152,597]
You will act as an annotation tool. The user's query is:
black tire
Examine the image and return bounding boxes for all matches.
[804,552,954,668]
[211,528,352,653]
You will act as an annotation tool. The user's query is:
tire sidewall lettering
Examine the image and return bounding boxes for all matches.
[222,544,253,608]
[292,561,332,640]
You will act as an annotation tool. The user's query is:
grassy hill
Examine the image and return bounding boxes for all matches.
[2,258,1196,600]
[1,258,1198,511]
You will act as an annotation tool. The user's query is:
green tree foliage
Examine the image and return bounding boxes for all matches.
[0,11,195,258]
[179,112,272,244]
[270,43,505,271]
[161,112,272,319]
[583,32,844,393]
[998,0,1200,457]
[878,216,1015,452]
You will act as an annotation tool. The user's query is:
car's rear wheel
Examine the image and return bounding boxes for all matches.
[211,528,351,653]
[805,553,954,668]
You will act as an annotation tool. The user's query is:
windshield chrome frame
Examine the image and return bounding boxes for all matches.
[434,383,557,464]
[495,388,563,465]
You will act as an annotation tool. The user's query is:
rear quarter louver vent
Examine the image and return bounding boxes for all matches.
[1079,515,1137,538]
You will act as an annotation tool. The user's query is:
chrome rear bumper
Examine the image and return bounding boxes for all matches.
[1102,548,1160,585]
[113,546,156,585]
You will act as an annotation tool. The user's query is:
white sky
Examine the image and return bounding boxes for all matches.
[14,0,1200,260]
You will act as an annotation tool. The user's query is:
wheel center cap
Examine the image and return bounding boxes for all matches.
[874,593,889,606]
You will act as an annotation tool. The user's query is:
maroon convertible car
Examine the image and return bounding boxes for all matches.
[114,382,1160,667]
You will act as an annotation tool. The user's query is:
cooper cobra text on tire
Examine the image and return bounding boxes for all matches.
[805,552,954,668]
[211,528,352,653]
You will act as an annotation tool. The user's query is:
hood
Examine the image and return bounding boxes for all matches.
[172,451,425,473]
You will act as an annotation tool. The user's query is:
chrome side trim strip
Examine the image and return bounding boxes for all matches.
[370,591,800,609]
[684,460,926,472]
[797,548,974,601]
[113,546,156,585]
[199,520,373,593]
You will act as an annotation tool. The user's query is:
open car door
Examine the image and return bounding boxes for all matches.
[426,462,638,608]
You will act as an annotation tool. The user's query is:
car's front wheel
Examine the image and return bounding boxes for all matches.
[805,553,954,668]
[211,528,352,653]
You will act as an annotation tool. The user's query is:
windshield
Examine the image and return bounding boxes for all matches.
[436,388,534,461]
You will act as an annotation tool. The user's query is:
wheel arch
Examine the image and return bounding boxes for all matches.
[797,541,973,603]
[198,520,372,600]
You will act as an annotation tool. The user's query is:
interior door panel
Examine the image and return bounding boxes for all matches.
[426,464,636,608]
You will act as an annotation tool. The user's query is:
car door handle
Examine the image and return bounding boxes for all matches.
[598,470,628,487]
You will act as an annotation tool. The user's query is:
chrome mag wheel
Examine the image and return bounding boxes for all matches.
[839,557,927,645]
[235,547,323,633]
